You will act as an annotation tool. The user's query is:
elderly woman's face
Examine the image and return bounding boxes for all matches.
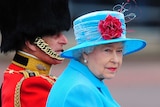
[83,42,123,80]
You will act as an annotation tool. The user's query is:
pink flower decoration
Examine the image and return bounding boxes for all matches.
[98,15,123,40]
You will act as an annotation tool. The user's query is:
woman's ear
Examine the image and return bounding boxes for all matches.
[81,52,89,64]
[82,52,88,60]
[25,41,37,51]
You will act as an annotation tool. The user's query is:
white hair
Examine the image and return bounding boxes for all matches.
[72,46,95,60]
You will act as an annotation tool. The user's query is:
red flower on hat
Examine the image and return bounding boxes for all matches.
[98,15,123,40]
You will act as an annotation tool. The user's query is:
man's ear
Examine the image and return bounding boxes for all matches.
[25,41,37,51]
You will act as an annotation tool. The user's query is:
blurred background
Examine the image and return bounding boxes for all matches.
[0,0,160,107]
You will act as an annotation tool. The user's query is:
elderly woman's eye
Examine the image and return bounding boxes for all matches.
[105,49,111,52]
[117,49,123,53]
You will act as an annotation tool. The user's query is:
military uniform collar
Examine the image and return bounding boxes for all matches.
[12,51,51,76]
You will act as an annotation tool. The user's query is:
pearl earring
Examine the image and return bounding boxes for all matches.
[84,59,87,63]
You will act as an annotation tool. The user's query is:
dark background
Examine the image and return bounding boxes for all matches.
[69,0,160,26]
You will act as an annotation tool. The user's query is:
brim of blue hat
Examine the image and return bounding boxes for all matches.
[61,38,146,59]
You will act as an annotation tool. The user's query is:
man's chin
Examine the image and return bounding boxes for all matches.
[52,59,64,65]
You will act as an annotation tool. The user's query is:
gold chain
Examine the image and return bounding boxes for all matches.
[34,37,64,61]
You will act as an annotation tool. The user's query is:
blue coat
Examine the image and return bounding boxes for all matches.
[47,59,120,107]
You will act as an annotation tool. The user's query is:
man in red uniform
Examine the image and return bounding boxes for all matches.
[0,0,71,107]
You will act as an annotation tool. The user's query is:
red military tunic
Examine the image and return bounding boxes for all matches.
[1,51,56,107]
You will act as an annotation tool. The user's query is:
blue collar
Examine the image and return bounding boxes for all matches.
[68,59,106,88]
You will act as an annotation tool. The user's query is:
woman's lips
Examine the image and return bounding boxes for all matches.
[108,67,117,72]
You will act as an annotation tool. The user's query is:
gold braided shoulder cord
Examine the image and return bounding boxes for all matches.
[14,70,56,107]
[40,75,57,85]
[14,77,24,107]
[14,70,30,107]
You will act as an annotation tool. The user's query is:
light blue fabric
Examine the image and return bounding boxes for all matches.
[61,11,146,59]
[46,59,120,107]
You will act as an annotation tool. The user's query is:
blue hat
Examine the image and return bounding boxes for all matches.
[61,11,146,59]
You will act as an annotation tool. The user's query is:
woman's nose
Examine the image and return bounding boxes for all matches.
[110,52,119,64]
